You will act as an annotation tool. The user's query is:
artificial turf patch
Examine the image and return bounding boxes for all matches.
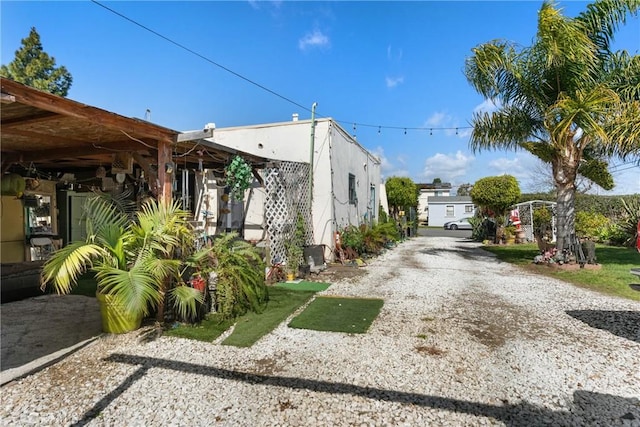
[274,280,331,292]
[288,296,383,333]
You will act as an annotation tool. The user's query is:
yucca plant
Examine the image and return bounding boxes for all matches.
[208,232,268,319]
[40,196,206,331]
[620,197,640,248]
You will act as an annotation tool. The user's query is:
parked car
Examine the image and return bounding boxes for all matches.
[443,217,472,230]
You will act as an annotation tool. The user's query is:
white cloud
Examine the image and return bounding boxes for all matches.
[298,29,330,51]
[372,146,409,179]
[385,76,404,88]
[473,98,500,114]
[422,151,475,183]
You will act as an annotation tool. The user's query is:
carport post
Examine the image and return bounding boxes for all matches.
[157,140,172,205]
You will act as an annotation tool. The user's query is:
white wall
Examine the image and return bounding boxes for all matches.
[204,118,381,259]
[428,200,475,227]
[328,123,380,230]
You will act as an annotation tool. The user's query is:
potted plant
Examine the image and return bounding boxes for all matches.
[285,243,303,281]
[40,196,207,333]
[503,225,517,244]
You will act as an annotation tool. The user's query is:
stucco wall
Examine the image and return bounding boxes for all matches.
[200,118,381,259]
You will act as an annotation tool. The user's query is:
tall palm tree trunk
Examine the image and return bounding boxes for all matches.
[552,153,579,253]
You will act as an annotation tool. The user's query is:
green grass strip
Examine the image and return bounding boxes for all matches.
[288,296,384,334]
[165,314,235,342]
[222,287,316,347]
[482,243,640,301]
[274,280,331,292]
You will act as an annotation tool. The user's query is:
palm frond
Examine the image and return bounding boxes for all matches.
[40,241,107,294]
[94,263,162,317]
[169,285,205,322]
[576,0,639,54]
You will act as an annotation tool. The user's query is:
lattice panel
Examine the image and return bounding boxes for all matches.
[263,161,313,265]
[515,201,557,242]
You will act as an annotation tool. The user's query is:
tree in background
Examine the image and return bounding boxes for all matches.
[456,183,473,196]
[470,175,521,242]
[385,177,418,219]
[1,27,72,96]
[464,0,640,252]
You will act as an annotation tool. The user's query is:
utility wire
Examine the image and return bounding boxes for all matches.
[91,0,471,134]
[91,1,311,114]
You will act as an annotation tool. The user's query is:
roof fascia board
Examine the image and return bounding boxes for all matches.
[1,77,178,143]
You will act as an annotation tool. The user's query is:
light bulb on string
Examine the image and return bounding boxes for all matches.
[404,128,407,135]
[430,128,432,136]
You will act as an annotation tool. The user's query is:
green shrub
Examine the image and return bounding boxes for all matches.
[618,198,640,248]
[340,225,365,255]
[575,211,610,241]
[533,206,553,238]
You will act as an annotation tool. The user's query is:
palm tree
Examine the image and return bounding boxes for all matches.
[40,196,206,330]
[464,0,640,251]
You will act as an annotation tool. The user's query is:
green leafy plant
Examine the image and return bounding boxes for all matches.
[575,211,610,241]
[41,197,207,328]
[208,232,268,319]
[533,206,553,239]
[618,198,640,248]
[224,155,253,200]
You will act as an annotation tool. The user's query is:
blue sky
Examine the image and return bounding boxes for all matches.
[2,1,639,194]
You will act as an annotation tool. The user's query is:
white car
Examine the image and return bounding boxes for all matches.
[443,217,473,230]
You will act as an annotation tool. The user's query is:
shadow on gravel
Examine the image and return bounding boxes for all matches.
[419,246,497,262]
[70,353,639,426]
[566,310,640,343]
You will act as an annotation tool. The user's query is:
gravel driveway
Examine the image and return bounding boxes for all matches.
[2,236,639,426]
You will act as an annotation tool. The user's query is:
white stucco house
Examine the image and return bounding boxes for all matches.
[416,182,452,224]
[189,117,382,263]
[427,196,476,227]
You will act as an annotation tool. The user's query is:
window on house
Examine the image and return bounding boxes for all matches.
[348,174,356,204]
[465,205,474,213]
[446,205,454,217]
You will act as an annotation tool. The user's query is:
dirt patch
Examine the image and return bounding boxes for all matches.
[415,345,446,356]
[538,263,602,271]
[312,263,368,283]
[430,291,551,349]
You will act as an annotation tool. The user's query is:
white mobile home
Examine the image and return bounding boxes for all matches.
[197,117,381,262]
[416,181,452,224]
[427,196,476,227]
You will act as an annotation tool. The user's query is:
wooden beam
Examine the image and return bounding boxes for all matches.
[132,152,159,197]
[1,77,179,143]
[3,142,153,163]
[1,111,60,128]
[157,140,172,205]
[1,93,16,104]
[177,128,214,143]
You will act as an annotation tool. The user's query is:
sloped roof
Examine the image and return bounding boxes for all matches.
[427,196,473,203]
[1,77,269,178]
[417,182,452,190]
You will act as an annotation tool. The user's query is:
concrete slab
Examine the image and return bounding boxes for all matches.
[1,294,103,385]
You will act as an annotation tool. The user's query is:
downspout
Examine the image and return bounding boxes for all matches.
[309,102,317,204]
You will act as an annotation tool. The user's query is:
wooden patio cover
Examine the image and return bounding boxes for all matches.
[1,77,268,202]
